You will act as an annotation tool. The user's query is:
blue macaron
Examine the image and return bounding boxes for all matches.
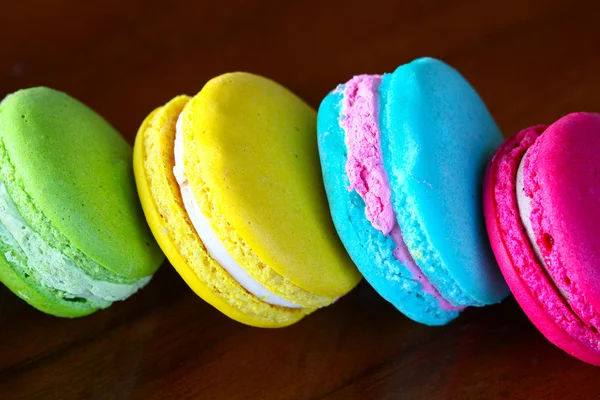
[317,57,509,325]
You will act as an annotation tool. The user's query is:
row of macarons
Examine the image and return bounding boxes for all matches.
[0,57,597,365]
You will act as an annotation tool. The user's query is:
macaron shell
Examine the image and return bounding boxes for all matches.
[527,113,600,314]
[183,72,361,298]
[133,95,309,328]
[317,89,459,326]
[483,126,600,365]
[0,88,162,279]
[382,58,509,305]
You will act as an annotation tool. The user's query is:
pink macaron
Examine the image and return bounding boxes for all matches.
[483,112,600,365]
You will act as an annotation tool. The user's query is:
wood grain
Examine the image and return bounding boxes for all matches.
[2,0,600,398]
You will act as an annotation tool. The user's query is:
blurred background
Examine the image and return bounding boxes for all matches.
[2,1,600,399]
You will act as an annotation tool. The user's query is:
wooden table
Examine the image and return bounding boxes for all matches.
[2,1,600,398]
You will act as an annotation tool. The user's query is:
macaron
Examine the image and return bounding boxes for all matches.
[484,112,600,365]
[317,57,510,326]
[0,87,163,318]
[134,72,361,328]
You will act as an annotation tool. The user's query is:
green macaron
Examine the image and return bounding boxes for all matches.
[0,87,163,317]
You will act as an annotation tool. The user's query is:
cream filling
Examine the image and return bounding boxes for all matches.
[173,114,302,309]
[0,183,150,304]
[516,151,567,296]
[516,151,545,265]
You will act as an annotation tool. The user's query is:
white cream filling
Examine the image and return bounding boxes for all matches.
[516,154,545,264]
[516,151,566,296]
[173,114,302,308]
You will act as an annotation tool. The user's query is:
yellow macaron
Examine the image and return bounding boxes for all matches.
[133,72,361,327]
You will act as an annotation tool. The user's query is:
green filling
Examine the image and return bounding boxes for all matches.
[0,182,150,305]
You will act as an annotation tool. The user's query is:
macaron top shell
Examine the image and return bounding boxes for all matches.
[0,88,161,278]
[182,73,361,297]
[381,58,508,305]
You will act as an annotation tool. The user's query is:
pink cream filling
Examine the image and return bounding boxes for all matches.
[341,75,462,312]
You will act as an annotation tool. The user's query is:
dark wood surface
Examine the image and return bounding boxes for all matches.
[2,1,600,398]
